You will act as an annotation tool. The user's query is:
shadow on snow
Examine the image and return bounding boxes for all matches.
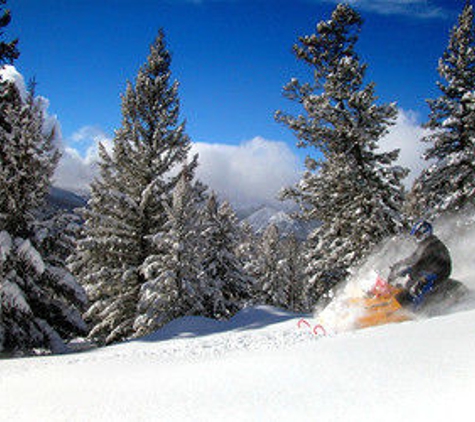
[137,305,306,343]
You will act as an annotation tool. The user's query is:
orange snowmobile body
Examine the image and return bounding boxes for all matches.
[349,277,413,329]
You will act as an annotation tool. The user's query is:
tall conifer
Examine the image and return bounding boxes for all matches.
[72,31,195,345]
[134,169,205,337]
[410,1,475,217]
[198,193,250,319]
[1,76,87,354]
[276,4,407,305]
[279,234,306,312]
[254,224,287,308]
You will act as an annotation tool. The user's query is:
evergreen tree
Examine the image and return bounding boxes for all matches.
[0,78,87,354]
[199,193,250,319]
[279,234,306,312]
[0,81,58,235]
[0,0,19,65]
[236,221,259,283]
[72,31,195,345]
[254,224,288,308]
[134,169,205,336]
[252,227,305,312]
[36,210,81,267]
[276,4,407,306]
[410,1,475,217]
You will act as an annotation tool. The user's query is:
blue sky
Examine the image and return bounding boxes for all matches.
[4,0,467,205]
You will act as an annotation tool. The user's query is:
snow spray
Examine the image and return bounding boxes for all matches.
[313,207,475,333]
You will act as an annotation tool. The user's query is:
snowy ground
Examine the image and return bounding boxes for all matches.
[2,214,475,421]
[1,301,475,422]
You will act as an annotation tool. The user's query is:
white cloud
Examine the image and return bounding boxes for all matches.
[53,126,113,194]
[70,125,111,145]
[55,112,431,204]
[54,133,302,208]
[192,137,301,208]
[54,147,98,194]
[379,109,431,187]
[322,0,445,19]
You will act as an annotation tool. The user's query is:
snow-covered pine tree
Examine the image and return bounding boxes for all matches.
[0,0,19,65]
[0,75,87,354]
[236,220,259,283]
[35,209,81,268]
[198,193,250,319]
[275,4,408,306]
[254,224,288,308]
[279,234,306,312]
[71,31,196,345]
[410,1,475,218]
[0,81,56,235]
[134,168,205,337]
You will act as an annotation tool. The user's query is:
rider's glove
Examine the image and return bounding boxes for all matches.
[388,265,410,283]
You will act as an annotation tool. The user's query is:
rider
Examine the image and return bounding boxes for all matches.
[389,220,452,309]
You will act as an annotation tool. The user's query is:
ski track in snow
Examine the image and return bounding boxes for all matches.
[4,289,474,375]
[101,320,319,364]
[1,307,322,375]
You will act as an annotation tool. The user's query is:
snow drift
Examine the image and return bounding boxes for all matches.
[1,305,474,422]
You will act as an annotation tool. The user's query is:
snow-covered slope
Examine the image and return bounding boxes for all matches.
[2,210,473,421]
[1,303,475,422]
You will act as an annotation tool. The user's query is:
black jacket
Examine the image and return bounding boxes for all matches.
[398,235,452,284]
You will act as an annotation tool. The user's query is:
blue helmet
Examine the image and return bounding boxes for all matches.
[411,220,433,241]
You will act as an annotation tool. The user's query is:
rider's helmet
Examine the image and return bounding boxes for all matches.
[410,220,433,242]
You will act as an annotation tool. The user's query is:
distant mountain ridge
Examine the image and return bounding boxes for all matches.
[46,187,314,239]
[47,187,87,212]
[242,206,316,240]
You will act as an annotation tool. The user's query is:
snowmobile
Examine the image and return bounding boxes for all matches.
[349,274,468,329]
